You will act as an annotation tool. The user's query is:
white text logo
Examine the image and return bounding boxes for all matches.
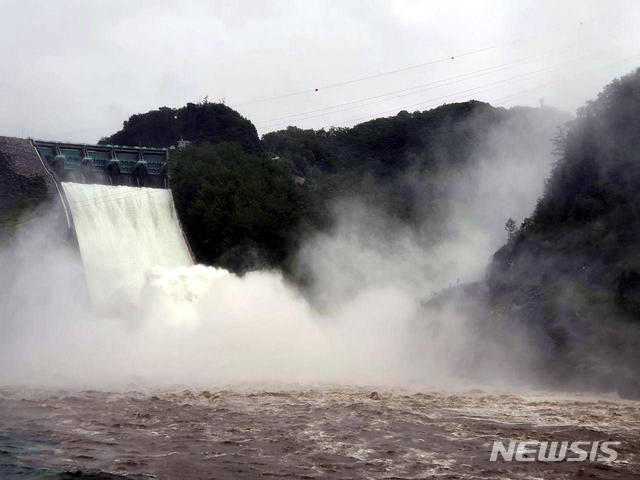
[490,441,619,462]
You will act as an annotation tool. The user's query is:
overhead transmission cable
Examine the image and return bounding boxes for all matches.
[63,55,640,210]
[254,42,580,126]
[328,53,640,129]
[256,42,634,131]
[490,54,640,107]
[62,55,640,210]
[255,21,636,128]
[255,22,637,128]
[232,16,603,108]
[322,52,640,130]
[41,9,635,141]
[54,38,568,140]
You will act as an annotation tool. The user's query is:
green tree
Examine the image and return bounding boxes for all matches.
[170,142,307,273]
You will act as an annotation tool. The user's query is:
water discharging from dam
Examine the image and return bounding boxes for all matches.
[61,183,193,304]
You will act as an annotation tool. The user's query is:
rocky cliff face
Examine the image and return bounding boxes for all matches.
[0,136,55,231]
[420,278,640,399]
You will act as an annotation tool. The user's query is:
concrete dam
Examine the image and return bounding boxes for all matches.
[0,136,194,304]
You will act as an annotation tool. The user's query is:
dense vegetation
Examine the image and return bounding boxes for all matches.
[482,68,640,397]
[99,102,262,154]
[492,68,640,317]
[170,142,310,273]
[261,102,504,226]
[263,102,568,232]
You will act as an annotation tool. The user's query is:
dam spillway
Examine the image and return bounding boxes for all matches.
[34,141,169,189]
[62,183,193,304]
[0,136,196,305]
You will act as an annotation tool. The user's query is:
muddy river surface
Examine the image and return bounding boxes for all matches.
[1,385,639,479]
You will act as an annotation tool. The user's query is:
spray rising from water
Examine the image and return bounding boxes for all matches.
[0,111,567,389]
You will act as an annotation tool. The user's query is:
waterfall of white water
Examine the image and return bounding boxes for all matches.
[61,183,193,305]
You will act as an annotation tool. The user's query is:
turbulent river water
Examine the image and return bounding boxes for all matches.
[1,386,639,479]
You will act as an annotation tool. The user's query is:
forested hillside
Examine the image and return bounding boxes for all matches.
[99,102,262,154]
[492,68,640,316]
[170,142,310,273]
[151,101,566,273]
[484,68,640,396]
[264,101,514,178]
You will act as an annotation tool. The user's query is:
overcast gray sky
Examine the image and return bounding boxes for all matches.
[1,0,638,144]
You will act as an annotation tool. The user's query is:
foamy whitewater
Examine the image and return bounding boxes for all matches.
[2,185,440,387]
[61,183,193,304]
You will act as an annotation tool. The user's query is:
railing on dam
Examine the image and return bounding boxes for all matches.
[33,141,169,189]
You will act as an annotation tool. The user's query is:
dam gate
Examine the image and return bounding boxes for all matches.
[34,141,169,189]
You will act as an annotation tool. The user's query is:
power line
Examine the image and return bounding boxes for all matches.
[232,17,599,108]
[257,43,633,132]
[58,55,640,209]
[254,43,580,126]
[255,21,637,128]
[323,53,640,130]
[491,55,640,107]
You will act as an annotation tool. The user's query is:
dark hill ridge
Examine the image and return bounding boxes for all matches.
[99,102,262,154]
[263,101,569,177]
[262,101,569,232]
[97,99,569,272]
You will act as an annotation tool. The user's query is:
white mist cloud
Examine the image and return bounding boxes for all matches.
[0,107,562,390]
[0,226,426,387]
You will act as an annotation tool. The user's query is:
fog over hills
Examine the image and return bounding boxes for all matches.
[1,2,640,478]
